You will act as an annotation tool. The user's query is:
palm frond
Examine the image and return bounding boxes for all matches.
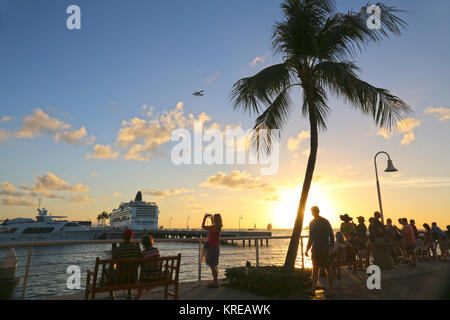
[314,61,412,129]
[250,85,299,156]
[230,63,292,115]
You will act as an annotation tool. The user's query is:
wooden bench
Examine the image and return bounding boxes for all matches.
[84,254,181,300]
[332,246,357,280]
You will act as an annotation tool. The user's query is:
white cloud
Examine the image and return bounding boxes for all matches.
[200,170,274,192]
[1,196,38,207]
[69,194,96,203]
[377,118,421,145]
[250,54,268,67]
[54,126,95,145]
[142,188,191,198]
[20,172,90,193]
[112,192,122,198]
[16,108,71,138]
[86,144,120,160]
[287,130,310,152]
[0,182,23,196]
[0,116,13,123]
[424,107,450,121]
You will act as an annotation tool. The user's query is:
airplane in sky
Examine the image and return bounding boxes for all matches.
[192,90,205,97]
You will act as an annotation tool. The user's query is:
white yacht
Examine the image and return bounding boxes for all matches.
[110,191,159,230]
[0,206,103,243]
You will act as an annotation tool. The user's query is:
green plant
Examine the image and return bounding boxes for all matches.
[225,266,312,298]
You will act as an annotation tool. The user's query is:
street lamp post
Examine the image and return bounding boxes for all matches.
[238,215,243,232]
[374,151,398,224]
[187,216,190,230]
[169,216,173,230]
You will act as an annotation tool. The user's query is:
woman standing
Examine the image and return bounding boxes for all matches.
[201,213,223,288]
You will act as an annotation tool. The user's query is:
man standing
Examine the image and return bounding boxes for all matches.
[401,218,416,266]
[305,206,335,297]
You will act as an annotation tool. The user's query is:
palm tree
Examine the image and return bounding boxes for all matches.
[97,213,102,227]
[230,0,411,270]
[101,211,109,227]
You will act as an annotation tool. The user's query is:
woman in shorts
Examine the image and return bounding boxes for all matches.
[201,213,223,288]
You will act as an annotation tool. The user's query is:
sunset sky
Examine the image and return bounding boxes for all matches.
[0,0,449,229]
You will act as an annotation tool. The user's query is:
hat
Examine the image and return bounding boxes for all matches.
[340,214,353,222]
[123,229,134,239]
[357,216,365,221]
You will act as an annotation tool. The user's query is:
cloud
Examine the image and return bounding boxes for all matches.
[117,102,218,162]
[0,182,23,196]
[186,203,204,210]
[250,54,268,67]
[142,188,191,198]
[264,194,282,202]
[53,126,95,145]
[20,172,90,193]
[424,107,450,121]
[205,72,221,84]
[200,170,274,192]
[90,171,99,177]
[16,108,71,138]
[112,192,122,198]
[86,144,120,159]
[13,109,95,146]
[287,130,310,152]
[377,118,421,145]
[0,116,13,123]
[1,196,38,207]
[69,194,96,203]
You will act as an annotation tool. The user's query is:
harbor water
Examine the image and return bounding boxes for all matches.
[0,229,311,299]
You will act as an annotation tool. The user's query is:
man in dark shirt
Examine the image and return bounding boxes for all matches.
[305,206,335,297]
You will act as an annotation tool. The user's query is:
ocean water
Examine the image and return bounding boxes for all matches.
[0,229,311,299]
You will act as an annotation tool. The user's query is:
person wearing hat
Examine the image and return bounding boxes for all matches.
[356,216,368,244]
[340,214,356,241]
[112,229,142,260]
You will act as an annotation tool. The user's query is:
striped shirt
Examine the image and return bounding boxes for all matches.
[142,247,160,258]
[112,242,142,260]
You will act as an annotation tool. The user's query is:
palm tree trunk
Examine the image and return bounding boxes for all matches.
[284,109,319,271]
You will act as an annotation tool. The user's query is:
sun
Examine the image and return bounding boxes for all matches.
[272,185,335,229]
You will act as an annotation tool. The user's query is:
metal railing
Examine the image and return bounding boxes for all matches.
[0,235,309,299]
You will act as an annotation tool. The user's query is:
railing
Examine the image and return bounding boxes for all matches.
[0,235,309,299]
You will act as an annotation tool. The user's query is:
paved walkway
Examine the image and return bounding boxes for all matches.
[42,279,265,300]
[312,260,450,300]
[42,260,450,300]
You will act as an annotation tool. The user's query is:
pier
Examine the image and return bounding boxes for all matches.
[102,229,272,247]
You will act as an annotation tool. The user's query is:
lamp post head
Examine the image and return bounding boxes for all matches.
[385,159,398,172]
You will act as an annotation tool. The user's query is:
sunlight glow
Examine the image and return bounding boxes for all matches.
[272,185,335,229]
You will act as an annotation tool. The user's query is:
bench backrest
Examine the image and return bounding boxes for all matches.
[91,254,181,290]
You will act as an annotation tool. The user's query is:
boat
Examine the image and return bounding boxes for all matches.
[109,191,159,230]
[0,205,104,243]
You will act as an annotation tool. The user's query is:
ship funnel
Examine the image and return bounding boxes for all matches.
[135,191,143,202]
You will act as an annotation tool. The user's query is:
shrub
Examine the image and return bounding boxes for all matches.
[224,265,312,298]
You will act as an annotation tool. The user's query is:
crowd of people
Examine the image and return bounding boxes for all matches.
[305,206,450,297]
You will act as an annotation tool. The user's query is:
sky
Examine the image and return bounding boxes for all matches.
[0,0,449,230]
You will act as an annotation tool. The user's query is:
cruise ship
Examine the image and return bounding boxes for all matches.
[0,205,103,243]
[110,191,159,230]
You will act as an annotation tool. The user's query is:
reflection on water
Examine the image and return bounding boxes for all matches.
[0,229,312,299]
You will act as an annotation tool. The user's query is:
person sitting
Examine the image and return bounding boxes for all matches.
[330,231,346,255]
[136,234,161,300]
[110,229,142,299]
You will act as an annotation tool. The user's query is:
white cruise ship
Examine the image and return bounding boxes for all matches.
[0,206,103,243]
[110,191,159,230]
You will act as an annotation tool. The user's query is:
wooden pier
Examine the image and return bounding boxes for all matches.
[102,229,272,246]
